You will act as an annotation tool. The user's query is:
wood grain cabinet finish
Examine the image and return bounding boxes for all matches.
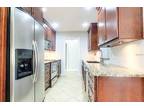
[97,8,106,45]
[45,63,51,90]
[49,29,56,51]
[21,7,43,23]
[0,7,8,102]
[97,7,143,47]
[43,19,56,51]
[97,77,144,102]
[32,7,43,23]
[105,7,118,42]
[86,75,144,102]
[88,23,99,51]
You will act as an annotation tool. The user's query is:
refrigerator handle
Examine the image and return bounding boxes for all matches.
[32,41,37,83]
[35,41,39,82]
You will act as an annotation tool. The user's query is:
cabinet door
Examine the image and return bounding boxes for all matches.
[32,7,43,23]
[91,23,98,50]
[88,23,98,51]
[105,7,118,41]
[88,29,91,51]
[118,7,142,39]
[97,8,106,45]
[51,30,56,51]
[45,63,51,89]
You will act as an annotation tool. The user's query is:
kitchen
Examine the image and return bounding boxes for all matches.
[0,7,144,102]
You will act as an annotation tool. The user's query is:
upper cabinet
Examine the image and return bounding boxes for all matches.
[43,19,56,51]
[31,7,43,23]
[20,7,43,24]
[97,7,143,47]
[97,8,106,46]
[88,23,99,51]
[105,7,118,42]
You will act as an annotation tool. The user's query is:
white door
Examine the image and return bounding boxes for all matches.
[65,40,80,72]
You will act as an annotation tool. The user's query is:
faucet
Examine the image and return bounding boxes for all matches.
[98,49,110,64]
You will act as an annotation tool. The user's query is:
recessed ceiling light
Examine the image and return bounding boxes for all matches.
[82,22,89,28]
[42,8,47,12]
[51,22,59,29]
[84,7,93,11]
[43,24,47,28]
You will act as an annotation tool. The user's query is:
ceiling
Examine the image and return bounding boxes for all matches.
[43,7,97,32]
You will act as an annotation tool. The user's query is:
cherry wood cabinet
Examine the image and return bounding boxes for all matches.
[97,77,144,102]
[105,7,118,42]
[49,28,56,51]
[43,18,56,51]
[31,7,43,23]
[97,7,143,47]
[45,60,61,90]
[0,7,8,102]
[45,63,51,90]
[88,23,99,51]
[82,61,144,102]
[97,8,106,46]
[21,7,43,23]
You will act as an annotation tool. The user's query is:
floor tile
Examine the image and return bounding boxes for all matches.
[44,71,88,102]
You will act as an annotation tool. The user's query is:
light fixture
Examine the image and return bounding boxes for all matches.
[42,8,47,12]
[82,22,89,28]
[51,22,59,29]
[43,24,47,28]
[84,7,93,11]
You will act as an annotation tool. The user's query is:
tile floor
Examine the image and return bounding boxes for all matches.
[44,71,88,102]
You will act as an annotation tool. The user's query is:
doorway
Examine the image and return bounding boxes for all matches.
[65,40,80,73]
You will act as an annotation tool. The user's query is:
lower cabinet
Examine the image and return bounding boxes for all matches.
[82,61,144,102]
[45,63,51,90]
[45,60,61,90]
[57,60,61,77]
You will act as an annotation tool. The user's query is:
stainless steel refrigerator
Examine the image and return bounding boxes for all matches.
[10,8,45,102]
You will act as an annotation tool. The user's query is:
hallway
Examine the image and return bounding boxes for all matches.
[44,71,88,102]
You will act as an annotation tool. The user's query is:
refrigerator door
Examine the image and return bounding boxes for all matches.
[10,8,35,102]
[34,21,45,102]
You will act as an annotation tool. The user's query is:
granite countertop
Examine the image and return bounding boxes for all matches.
[44,59,61,64]
[83,60,144,77]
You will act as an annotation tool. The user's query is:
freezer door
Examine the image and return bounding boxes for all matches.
[34,21,45,102]
[10,8,35,102]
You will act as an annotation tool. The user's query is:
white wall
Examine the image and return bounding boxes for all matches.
[56,31,88,75]
[101,39,144,72]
